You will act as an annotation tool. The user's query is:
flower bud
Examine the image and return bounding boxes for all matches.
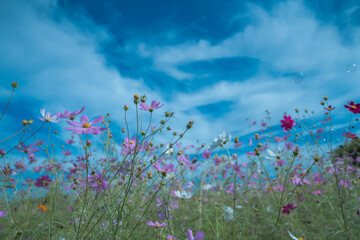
[133,94,139,104]
[141,95,146,102]
[21,120,28,126]
[28,119,33,125]
[323,96,328,101]
[11,81,18,88]
[234,137,239,143]
[187,121,194,129]
[86,140,92,147]
[124,105,129,111]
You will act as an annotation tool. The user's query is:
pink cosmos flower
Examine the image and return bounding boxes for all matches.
[344,101,360,114]
[312,190,325,195]
[84,173,108,192]
[187,229,205,240]
[16,143,38,154]
[280,115,295,131]
[202,150,212,160]
[35,175,52,187]
[140,100,164,112]
[290,176,312,185]
[340,179,351,188]
[66,139,75,144]
[153,162,177,177]
[274,159,286,167]
[57,106,85,120]
[147,221,168,227]
[62,150,72,156]
[65,115,107,135]
[0,211,7,217]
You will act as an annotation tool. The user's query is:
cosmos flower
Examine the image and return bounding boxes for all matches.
[147,221,168,227]
[208,131,232,150]
[324,105,335,111]
[280,115,295,131]
[65,115,107,135]
[57,106,85,120]
[38,203,48,211]
[0,211,7,217]
[282,203,297,215]
[186,229,205,240]
[223,206,234,221]
[340,179,351,188]
[35,175,52,188]
[153,162,177,177]
[139,100,164,112]
[265,145,286,160]
[312,190,325,195]
[16,143,38,154]
[39,109,60,123]
[344,101,360,114]
[175,190,192,199]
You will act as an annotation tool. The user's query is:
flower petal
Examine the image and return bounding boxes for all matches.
[89,116,104,125]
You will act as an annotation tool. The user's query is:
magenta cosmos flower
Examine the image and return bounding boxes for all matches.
[65,115,107,135]
[280,115,295,131]
[139,100,164,112]
[147,221,168,227]
[282,203,296,215]
[57,106,85,120]
[187,229,205,240]
[344,101,360,114]
[35,175,52,187]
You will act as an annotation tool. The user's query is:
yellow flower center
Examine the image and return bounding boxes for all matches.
[83,123,91,128]
[351,105,356,109]
[130,141,134,144]
[299,238,303,240]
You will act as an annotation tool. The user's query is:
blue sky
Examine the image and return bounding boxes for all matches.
[0,0,360,153]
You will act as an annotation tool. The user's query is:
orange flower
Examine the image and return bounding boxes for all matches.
[38,203,48,211]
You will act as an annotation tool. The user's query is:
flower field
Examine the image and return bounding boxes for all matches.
[0,82,359,240]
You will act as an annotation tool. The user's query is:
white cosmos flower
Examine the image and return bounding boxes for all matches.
[202,183,213,190]
[265,144,286,160]
[223,206,234,221]
[40,109,60,123]
[208,131,232,150]
[175,190,192,199]
[288,231,303,240]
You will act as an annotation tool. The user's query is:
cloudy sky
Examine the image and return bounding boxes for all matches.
[0,0,359,152]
